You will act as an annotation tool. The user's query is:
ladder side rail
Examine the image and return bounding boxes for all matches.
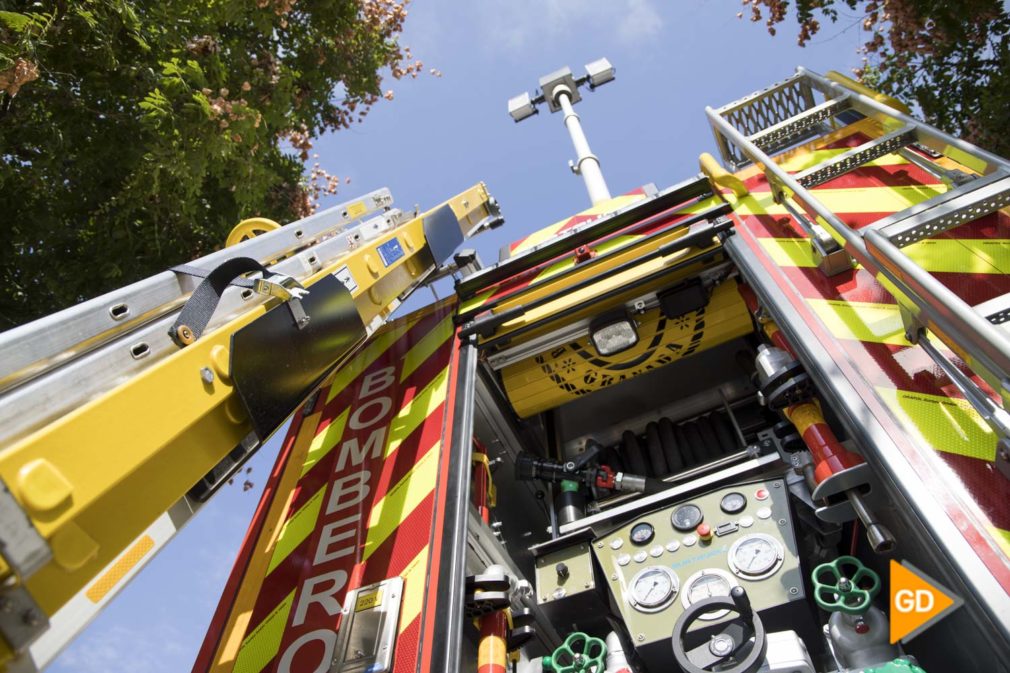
[0,205,415,449]
[705,103,1010,406]
[863,228,1010,394]
[799,68,1010,176]
[0,188,394,393]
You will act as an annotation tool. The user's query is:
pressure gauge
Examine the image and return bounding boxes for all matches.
[671,503,703,532]
[728,533,784,580]
[720,491,747,514]
[627,566,679,613]
[629,522,655,546]
[682,568,739,620]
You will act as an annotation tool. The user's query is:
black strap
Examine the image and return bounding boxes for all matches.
[169,257,273,347]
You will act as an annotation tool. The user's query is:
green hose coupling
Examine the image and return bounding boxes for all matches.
[812,555,880,615]
[542,632,607,672]
[862,657,927,673]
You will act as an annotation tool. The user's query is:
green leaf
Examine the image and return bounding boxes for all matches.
[0,11,32,32]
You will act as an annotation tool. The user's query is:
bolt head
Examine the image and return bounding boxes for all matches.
[709,635,734,656]
[200,367,215,383]
[636,633,645,642]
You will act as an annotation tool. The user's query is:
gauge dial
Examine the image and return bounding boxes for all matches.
[628,566,679,612]
[629,522,655,546]
[682,568,738,620]
[728,534,784,580]
[671,503,703,532]
[720,491,747,514]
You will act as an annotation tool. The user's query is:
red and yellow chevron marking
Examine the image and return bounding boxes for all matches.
[461,187,725,318]
[196,299,460,673]
[724,116,1010,589]
[505,188,649,258]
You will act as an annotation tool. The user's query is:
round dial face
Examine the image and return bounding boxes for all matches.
[682,568,738,621]
[728,534,784,580]
[629,522,655,546]
[671,503,703,532]
[720,491,747,514]
[628,566,678,612]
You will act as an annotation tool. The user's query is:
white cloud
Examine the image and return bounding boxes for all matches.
[54,622,189,673]
[475,0,664,52]
[618,0,662,43]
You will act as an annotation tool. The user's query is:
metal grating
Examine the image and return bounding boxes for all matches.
[882,176,1010,247]
[795,126,916,188]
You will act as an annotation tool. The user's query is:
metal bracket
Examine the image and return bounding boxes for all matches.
[465,566,513,619]
[0,482,51,580]
[0,582,48,653]
[331,577,403,673]
[811,464,884,524]
[996,439,1010,481]
[252,274,311,330]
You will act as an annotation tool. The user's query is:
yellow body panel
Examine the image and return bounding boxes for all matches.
[485,233,726,347]
[501,281,752,417]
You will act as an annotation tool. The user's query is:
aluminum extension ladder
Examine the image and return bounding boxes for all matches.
[706,67,1010,472]
[0,183,497,668]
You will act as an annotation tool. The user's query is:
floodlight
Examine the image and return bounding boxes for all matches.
[589,311,639,356]
[585,58,615,88]
[508,92,538,123]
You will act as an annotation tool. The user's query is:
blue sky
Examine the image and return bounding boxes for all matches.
[50,2,864,671]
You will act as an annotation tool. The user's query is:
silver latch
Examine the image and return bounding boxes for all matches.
[253,275,311,329]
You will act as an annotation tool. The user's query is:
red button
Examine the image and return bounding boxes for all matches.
[754,488,769,501]
[854,621,870,634]
[696,523,712,541]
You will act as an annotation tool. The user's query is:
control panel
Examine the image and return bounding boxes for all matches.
[591,479,804,670]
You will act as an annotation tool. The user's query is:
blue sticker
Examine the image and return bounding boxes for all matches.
[377,238,404,267]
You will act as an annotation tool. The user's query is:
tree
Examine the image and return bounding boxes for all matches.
[0,0,423,328]
[737,1,1010,157]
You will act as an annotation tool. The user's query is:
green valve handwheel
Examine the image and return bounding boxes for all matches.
[811,555,881,615]
[542,632,607,673]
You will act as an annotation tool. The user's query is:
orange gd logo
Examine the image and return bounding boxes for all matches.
[889,560,963,644]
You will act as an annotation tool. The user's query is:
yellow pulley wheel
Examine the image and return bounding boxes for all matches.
[226,217,281,247]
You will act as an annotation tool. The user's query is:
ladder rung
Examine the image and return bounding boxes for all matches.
[874,171,1010,247]
[747,96,850,153]
[974,293,1010,325]
[795,126,917,188]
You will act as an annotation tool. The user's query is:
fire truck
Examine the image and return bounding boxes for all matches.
[1,64,1009,673]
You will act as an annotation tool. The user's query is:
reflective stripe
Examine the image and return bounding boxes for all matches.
[806,299,909,346]
[776,147,911,173]
[758,238,815,268]
[877,388,997,461]
[732,184,944,217]
[266,488,325,575]
[233,590,295,673]
[301,407,349,477]
[363,447,440,561]
[324,315,420,403]
[398,546,430,634]
[989,527,1010,559]
[760,237,1010,275]
[401,314,455,382]
[385,366,450,458]
[508,194,647,255]
[86,534,154,603]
